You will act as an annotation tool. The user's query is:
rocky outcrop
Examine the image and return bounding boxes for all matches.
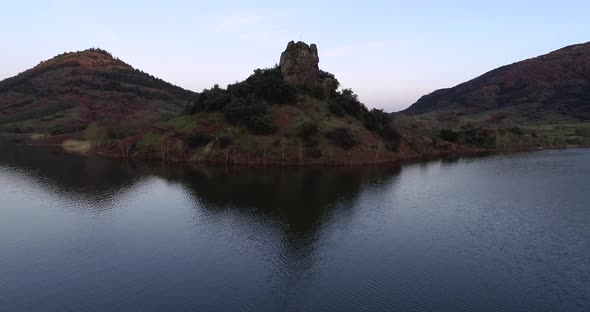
[279,41,320,89]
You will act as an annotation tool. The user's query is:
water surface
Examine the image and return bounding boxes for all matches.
[0,144,589,311]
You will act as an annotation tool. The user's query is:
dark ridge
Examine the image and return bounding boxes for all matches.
[404,41,590,121]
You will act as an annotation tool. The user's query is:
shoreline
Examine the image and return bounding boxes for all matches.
[2,134,587,168]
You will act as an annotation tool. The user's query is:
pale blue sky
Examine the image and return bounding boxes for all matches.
[1,0,589,111]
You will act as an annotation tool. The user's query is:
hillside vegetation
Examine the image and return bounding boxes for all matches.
[2,41,590,165]
[397,42,590,150]
[117,64,402,165]
[0,48,193,136]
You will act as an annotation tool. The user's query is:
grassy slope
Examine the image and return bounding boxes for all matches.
[397,42,590,150]
[395,111,590,150]
[126,97,392,165]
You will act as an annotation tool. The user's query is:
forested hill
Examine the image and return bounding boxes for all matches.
[0,48,193,134]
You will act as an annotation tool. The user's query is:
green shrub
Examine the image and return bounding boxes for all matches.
[217,134,233,148]
[10,137,24,143]
[185,66,297,116]
[305,146,322,158]
[326,127,356,149]
[297,121,319,147]
[440,129,459,142]
[9,127,24,134]
[328,88,368,120]
[575,128,590,137]
[185,133,213,148]
[50,127,64,136]
[464,128,496,148]
[328,101,345,116]
[230,66,297,104]
[319,70,339,85]
[509,127,524,135]
[185,84,231,114]
[85,123,109,146]
[364,109,401,151]
[566,136,585,145]
[108,126,130,140]
[223,97,276,134]
[439,127,496,147]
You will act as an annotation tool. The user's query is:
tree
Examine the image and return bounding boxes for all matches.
[297,121,319,147]
[326,127,356,149]
[328,88,368,119]
[364,109,401,151]
[85,123,108,146]
[223,97,277,134]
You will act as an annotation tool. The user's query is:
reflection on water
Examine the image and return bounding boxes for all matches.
[0,143,589,311]
[0,143,400,233]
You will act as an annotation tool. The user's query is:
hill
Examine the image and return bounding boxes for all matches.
[397,42,590,150]
[3,41,588,165]
[404,42,590,124]
[1,42,413,165]
[0,48,193,135]
[123,41,405,164]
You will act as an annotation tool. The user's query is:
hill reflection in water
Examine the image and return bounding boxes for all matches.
[1,143,588,312]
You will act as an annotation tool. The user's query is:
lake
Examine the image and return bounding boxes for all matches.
[0,144,588,311]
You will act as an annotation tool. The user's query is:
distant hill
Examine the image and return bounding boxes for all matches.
[0,48,193,134]
[404,42,590,124]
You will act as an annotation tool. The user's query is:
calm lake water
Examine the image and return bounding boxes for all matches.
[0,144,588,312]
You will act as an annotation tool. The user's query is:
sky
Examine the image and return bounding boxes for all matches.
[1,1,589,112]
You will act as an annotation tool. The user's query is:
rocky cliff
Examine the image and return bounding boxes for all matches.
[279,41,320,89]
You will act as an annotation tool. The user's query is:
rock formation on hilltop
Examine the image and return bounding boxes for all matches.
[279,41,320,89]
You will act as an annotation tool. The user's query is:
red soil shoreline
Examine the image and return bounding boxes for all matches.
[2,134,587,167]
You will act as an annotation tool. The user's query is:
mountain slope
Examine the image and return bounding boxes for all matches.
[404,42,590,123]
[0,48,193,134]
